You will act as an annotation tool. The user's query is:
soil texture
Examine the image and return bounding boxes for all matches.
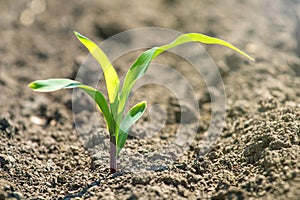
[1,0,300,199]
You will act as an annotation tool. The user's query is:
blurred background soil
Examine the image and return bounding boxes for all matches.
[0,0,299,199]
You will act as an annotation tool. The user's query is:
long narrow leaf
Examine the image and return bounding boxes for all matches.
[28,78,82,92]
[74,31,120,105]
[118,33,255,115]
[154,33,255,61]
[28,78,112,131]
[116,101,147,155]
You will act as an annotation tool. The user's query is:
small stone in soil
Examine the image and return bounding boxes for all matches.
[30,116,46,126]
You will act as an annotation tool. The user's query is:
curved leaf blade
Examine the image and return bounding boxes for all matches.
[74,31,120,104]
[118,33,255,115]
[28,78,82,92]
[154,33,255,61]
[118,48,156,114]
[28,78,112,131]
[116,101,147,155]
[76,85,112,131]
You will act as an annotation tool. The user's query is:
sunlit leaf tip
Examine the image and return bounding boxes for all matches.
[28,82,38,89]
[189,33,255,61]
[73,31,86,40]
[73,30,120,104]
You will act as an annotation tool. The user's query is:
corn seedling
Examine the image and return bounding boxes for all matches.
[28,31,254,173]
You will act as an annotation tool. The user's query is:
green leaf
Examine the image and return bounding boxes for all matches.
[116,101,147,156]
[118,33,255,115]
[74,31,120,105]
[28,78,82,92]
[154,33,255,61]
[28,78,113,132]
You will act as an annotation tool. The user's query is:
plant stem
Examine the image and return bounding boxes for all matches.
[110,135,117,174]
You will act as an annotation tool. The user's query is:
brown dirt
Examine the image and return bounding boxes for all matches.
[1,0,300,199]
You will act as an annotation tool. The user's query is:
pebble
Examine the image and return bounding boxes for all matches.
[29,116,46,126]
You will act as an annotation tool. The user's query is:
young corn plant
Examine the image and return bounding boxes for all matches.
[28,31,254,174]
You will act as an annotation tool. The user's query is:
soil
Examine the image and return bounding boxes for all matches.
[1,0,300,199]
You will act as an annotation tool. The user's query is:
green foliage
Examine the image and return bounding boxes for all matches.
[28,31,254,158]
[117,101,146,155]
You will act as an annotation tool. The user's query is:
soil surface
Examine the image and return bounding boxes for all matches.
[1,0,300,199]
